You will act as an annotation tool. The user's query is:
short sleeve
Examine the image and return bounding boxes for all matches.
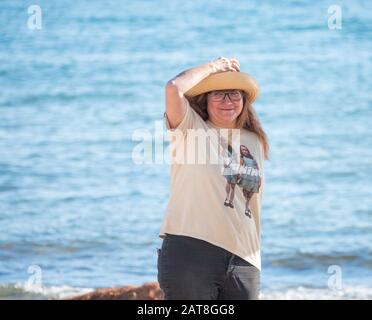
[164,96,199,133]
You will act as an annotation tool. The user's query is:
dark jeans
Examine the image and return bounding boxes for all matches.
[157,234,260,300]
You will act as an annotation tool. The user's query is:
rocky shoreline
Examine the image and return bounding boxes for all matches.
[69,282,164,300]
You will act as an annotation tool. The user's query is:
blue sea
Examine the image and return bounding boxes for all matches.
[0,0,371,299]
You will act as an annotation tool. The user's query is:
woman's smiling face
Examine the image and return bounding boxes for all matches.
[207,90,244,128]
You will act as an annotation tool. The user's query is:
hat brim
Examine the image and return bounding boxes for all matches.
[184,71,259,103]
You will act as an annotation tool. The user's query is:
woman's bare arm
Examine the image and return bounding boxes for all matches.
[165,57,240,129]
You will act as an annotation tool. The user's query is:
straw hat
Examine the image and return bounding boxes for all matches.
[184,71,259,103]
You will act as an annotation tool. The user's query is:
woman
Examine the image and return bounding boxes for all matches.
[157,57,269,300]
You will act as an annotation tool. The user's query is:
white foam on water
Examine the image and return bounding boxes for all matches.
[260,285,372,300]
[2,282,371,300]
[0,282,94,300]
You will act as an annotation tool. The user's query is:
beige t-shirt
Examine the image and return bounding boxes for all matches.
[159,96,265,270]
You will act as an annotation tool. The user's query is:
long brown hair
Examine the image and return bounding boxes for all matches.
[187,92,270,160]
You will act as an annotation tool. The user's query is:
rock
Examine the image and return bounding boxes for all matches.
[69,282,164,300]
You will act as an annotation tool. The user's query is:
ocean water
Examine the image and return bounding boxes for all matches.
[0,0,371,299]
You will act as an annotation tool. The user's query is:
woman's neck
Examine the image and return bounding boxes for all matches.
[207,118,236,129]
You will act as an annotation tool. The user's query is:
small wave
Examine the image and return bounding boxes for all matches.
[0,283,93,300]
[260,285,372,300]
[2,283,371,300]
[267,251,372,269]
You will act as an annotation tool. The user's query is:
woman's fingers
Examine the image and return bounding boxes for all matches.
[223,57,239,72]
[211,56,240,73]
[230,61,240,72]
[230,58,240,71]
[230,57,240,66]
[233,63,240,71]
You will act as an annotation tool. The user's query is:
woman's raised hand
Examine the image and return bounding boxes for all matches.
[210,57,240,74]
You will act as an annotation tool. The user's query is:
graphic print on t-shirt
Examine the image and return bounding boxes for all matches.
[219,140,262,218]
